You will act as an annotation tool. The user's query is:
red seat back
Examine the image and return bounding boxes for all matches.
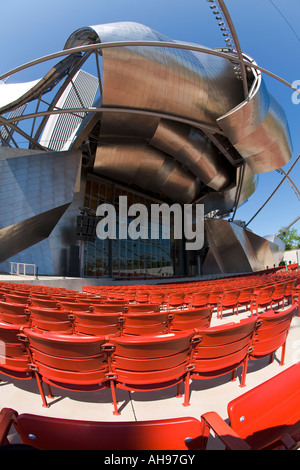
[29,298,60,309]
[110,332,196,387]
[21,328,109,388]
[238,287,254,304]
[123,312,172,336]
[208,290,223,304]
[3,294,29,305]
[193,318,258,379]
[92,304,125,313]
[126,304,160,313]
[250,305,296,360]
[5,409,204,450]
[256,285,275,304]
[227,362,300,449]
[0,322,31,379]
[58,302,93,312]
[74,312,124,336]
[0,301,29,326]
[28,307,73,332]
[220,290,240,306]
[148,293,165,304]
[168,293,186,307]
[284,279,297,296]
[170,307,213,331]
[189,292,210,308]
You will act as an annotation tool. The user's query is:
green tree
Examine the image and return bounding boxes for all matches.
[278,227,300,250]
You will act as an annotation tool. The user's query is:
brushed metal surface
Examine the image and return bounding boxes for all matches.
[65,21,291,206]
[150,120,232,191]
[217,74,293,173]
[202,219,284,274]
[94,142,199,204]
[0,148,82,263]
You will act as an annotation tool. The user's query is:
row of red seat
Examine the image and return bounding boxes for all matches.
[0,276,298,320]
[0,304,296,413]
[0,300,214,335]
[1,361,300,450]
[0,284,297,337]
[82,269,300,298]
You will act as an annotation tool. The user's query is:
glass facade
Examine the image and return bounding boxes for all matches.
[82,175,186,279]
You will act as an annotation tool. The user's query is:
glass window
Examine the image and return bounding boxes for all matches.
[82,176,185,278]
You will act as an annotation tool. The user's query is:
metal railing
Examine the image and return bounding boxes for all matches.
[9,262,36,277]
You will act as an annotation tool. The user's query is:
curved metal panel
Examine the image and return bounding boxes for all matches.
[65,21,292,204]
[217,75,293,173]
[202,219,284,275]
[197,163,257,215]
[65,22,245,200]
[150,119,232,191]
[94,142,199,204]
[67,22,244,126]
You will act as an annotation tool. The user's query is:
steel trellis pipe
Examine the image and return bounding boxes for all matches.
[0,41,299,97]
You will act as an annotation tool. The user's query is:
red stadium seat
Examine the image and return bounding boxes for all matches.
[170,306,213,331]
[208,289,224,307]
[183,318,259,406]
[148,292,166,306]
[237,287,254,313]
[0,301,30,326]
[18,329,113,409]
[73,312,125,336]
[201,362,300,450]
[92,304,125,313]
[250,285,275,315]
[57,302,93,312]
[249,304,296,366]
[125,303,160,313]
[0,408,204,450]
[167,293,186,309]
[134,292,150,304]
[28,298,60,309]
[28,307,74,333]
[217,289,241,319]
[189,292,210,309]
[284,279,297,304]
[109,331,201,414]
[271,282,287,309]
[0,322,32,380]
[122,311,173,336]
[3,294,29,305]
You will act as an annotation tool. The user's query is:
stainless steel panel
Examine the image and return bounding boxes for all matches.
[0,148,82,263]
[217,76,293,173]
[150,120,232,191]
[197,163,258,215]
[94,142,199,204]
[202,219,284,274]
[65,22,291,204]
[65,22,245,202]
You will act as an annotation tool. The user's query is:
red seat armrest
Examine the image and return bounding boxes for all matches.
[201,412,252,450]
[0,408,18,446]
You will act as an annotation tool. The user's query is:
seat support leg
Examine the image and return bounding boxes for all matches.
[110,380,120,415]
[182,374,191,407]
[34,372,49,408]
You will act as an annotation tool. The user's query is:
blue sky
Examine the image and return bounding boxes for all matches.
[0,0,299,239]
